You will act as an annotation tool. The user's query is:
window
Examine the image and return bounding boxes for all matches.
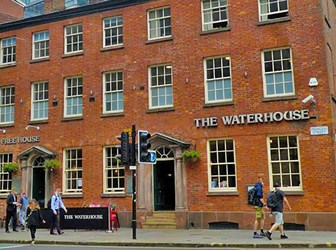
[64,24,83,54]
[262,47,294,97]
[64,148,82,193]
[64,77,83,117]
[31,82,48,121]
[202,0,229,31]
[0,37,16,65]
[65,0,88,9]
[32,31,49,59]
[0,153,13,194]
[24,0,44,18]
[0,86,15,125]
[205,56,232,103]
[103,71,123,113]
[103,16,123,47]
[259,0,288,22]
[208,139,237,190]
[149,64,173,108]
[148,7,171,40]
[104,146,125,193]
[268,136,302,190]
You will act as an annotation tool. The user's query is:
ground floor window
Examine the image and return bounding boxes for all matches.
[0,153,13,194]
[64,148,82,193]
[208,138,237,191]
[104,146,125,193]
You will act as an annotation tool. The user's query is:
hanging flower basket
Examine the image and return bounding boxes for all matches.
[182,150,200,163]
[44,159,60,171]
[3,163,19,173]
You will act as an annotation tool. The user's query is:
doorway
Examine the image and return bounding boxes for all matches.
[153,160,175,211]
[32,156,46,208]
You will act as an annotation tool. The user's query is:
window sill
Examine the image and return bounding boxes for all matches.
[145,36,173,45]
[101,112,124,118]
[284,190,305,196]
[0,62,16,69]
[200,26,231,35]
[100,45,124,52]
[0,123,14,128]
[257,16,291,26]
[207,191,239,196]
[61,116,83,122]
[262,95,297,102]
[146,107,175,113]
[203,101,235,108]
[101,193,126,198]
[62,51,84,58]
[0,193,10,198]
[30,57,49,64]
[29,119,48,125]
[62,193,83,198]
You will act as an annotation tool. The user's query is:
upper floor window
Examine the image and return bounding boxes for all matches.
[31,81,48,121]
[65,0,88,9]
[208,138,237,191]
[259,0,288,22]
[103,16,123,47]
[149,64,173,109]
[64,148,82,194]
[205,56,232,103]
[267,135,302,191]
[0,153,13,194]
[64,24,83,54]
[262,47,294,97]
[103,71,124,113]
[0,37,16,65]
[202,0,229,31]
[32,31,49,60]
[64,77,83,117]
[0,86,15,124]
[148,7,171,40]
[24,0,44,18]
[103,146,125,193]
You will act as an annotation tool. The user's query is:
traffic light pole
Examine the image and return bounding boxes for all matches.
[131,124,136,240]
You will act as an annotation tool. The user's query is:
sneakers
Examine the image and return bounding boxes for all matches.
[31,240,35,245]
[253,233,263,238]
[260,232,266,237]
[265,231,272,240]
[281,234,289,239]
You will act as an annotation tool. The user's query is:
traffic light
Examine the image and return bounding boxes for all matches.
[138,130,156,164]
[116,132,130,165]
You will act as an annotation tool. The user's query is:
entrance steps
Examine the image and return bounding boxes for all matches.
[142,212,176,229]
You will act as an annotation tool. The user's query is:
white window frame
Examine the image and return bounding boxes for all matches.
[204,56,232,104]
[0,153,13,194]
[103,71,124,114]
[148,64,173,109]
[147,6,172,40]
[64,76,83,118]
[103,146,126,194]
[32,31,49,60]
[0,37,16,65]
[31,81,48,121]
[0,86,15,125]
[64,24,83,54]
[262,47,295,98]
[267,135,302,191]
[258,0,289,22]
[103,16,123,48]
[63,148,83,194]
[65,0,88,9]
[208,138,237,192]
[201,0,229,31]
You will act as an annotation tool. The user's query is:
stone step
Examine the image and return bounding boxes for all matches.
[145,217,176,224]
[152,212,176,218]
[142,223,177,229]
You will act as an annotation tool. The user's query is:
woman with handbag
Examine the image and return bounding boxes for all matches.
[26,199,46,245]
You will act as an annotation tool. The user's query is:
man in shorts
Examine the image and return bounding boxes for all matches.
[253,175,267,238]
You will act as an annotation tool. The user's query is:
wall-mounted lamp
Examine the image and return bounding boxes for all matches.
[20,98,23,104]
[90,90,94,96]
[0,129,6,134]
[25,125,40,131]
[302,94,316,105]
[53,95,57,101]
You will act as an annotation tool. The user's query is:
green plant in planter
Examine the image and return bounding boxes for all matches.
[2,162,19,173]
[182,149,200,162]
[44,159,60,171]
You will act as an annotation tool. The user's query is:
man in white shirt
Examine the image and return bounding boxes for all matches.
[50,188,67,235]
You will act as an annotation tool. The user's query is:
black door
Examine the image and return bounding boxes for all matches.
[154,160,175,211]
[32,167,45,208]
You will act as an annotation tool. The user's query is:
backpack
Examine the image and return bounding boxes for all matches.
[247,187,260,206]
[267,191,279,208]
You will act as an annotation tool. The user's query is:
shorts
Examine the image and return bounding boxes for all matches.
[254,206,265,219]
[273,212,284,225]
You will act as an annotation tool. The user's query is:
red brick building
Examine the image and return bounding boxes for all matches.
[0,0,335,231]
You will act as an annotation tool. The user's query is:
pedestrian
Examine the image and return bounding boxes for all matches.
[50,188,67,235]
[5,189,19,233]
[265,183,292,240]
[252,175,267,238]
[26,199,46,245]
[19,192,29,230]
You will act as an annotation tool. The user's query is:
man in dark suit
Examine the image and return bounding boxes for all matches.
[5,190,19,233]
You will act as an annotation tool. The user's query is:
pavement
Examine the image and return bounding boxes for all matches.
[0,228,336,248]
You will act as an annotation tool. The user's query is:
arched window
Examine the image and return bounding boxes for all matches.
[33,156,45,167]
[156,147,174,159]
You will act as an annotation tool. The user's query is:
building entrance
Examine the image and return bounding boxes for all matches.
[32,156,46,208]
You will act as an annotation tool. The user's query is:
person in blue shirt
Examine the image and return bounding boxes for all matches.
[50,188,67,235]
[19,192,30,230]
[253,175,267,238]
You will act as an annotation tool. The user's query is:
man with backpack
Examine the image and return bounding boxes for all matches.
[265,183,292,240]
[49,188,67,235]
[251,175,267,238]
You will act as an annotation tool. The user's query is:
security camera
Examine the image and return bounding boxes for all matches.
[302,94,316,104]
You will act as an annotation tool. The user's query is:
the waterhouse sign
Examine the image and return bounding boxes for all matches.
[194,109,310,128]
[0,136,40,145]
